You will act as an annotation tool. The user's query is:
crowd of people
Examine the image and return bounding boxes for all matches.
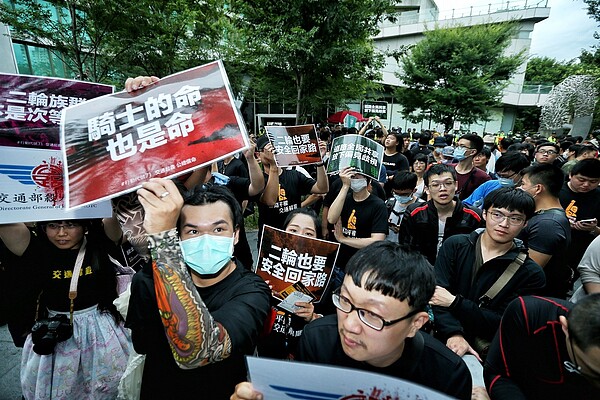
[2,84,600,399]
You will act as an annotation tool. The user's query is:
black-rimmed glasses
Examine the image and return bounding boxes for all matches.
[332,290,419,331]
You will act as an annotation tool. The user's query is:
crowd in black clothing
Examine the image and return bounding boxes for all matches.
[3,106,600,400]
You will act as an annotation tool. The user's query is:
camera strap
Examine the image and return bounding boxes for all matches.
[67,237,87,325]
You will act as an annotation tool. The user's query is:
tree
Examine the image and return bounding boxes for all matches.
[0,0,228,84]
[395,23,524,132]
[230,0,402,124]
[524,57,575,86]
[0,0,125,82]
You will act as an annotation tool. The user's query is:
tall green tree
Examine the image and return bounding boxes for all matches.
[0,0,125,82]
[230,0,402,124]
[395,23,524,132]
[0,0,228,84]
[524,57,575,85]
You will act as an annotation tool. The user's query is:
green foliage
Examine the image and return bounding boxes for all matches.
[395,23,524,131]
[230,0,402,123]
[524,57,575,85]
[0,0,229,85]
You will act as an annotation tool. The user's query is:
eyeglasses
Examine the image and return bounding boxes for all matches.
[564,330,600,383]
[497,171,518,179]
[332,290,419,331]
[487,210,525,226]
[536,149,558,155]
[45,222,81,231]
[455,145,474,150]
[428,180,455,190]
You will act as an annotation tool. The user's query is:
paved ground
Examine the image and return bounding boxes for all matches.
[0,324,22,400]
[0,230,260,400]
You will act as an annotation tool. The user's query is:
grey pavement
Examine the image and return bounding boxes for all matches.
[0,229,259,400]
[0,324,22,400]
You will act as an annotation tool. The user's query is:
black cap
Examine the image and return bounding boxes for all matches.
[256,135,270,151]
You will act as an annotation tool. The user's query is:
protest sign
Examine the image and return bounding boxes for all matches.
[0,73,113,150]
[61,60,248,209]
[361,100,388,120]
[246,356,452,400]
[0,147,112,223]
[264,124,321,167]
[255,225,339,302]
[343,114,357,128]
[326,134,383,181]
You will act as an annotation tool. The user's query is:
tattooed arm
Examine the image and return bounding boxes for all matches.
[137,178,231,369]
[148,229,231,369]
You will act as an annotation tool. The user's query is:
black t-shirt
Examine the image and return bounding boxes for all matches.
[257,169,316,232]
[559,184,600,267]
[297,315,472,400]
[382,152,409,175]
[518,209,572,298]
[336,193,388,270]
[127,261,271,399]
[223,177,254,268]
[22,232,117,312]
[218,157,248,178]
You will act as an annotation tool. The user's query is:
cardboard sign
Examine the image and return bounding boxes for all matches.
[61,60,248,209]
[255,225,339,302]
[246,357,452,400]
[326,134,383,181]
[264,124,322,167]
[0,73,113,150]
[0,147,112,223]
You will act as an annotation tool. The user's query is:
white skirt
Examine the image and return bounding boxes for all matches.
[21,305,132,400]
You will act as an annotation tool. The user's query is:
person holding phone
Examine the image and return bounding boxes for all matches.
[560,159,600,282]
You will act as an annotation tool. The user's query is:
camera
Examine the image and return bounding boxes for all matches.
[31,314,73,355]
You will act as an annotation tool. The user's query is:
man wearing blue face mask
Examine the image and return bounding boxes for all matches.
[327,166,388,279]
[452,134,491,200]
[386,171,425,242]
[127,179,271,399]
[464,152,531,209]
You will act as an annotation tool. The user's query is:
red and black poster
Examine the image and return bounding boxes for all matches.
[60,60,249,209]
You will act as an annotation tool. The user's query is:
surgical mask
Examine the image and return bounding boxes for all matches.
[562,151,569,158]
[394,194,413,204]
[453,147,468,161]
[350,178,368,193]
[434,147,443,154]
[179,234,234,276]
[497,177,514,187]
[441,158,451,164]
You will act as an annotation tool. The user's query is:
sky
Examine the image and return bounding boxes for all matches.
[435,0,598,61]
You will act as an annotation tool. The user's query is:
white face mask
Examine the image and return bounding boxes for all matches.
[350,178,368,193]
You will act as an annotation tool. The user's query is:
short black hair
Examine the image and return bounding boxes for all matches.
[413,153,429,165]
[179,184,242,230]
[392,171,418,190]
[476,146,492,159]
[424,163,456,186]
[495,151,530,174]
[536,141,560,153]
[571,158,600,179]
[460,133,484,153]
[483,187,535,220]
[521,163,565,198]
[283,207,322,239]
[576,145,597,158]
[345,241,435,311]
[568,293,600,351]
[560,140,573,151]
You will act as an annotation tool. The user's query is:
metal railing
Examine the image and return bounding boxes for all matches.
[382,0,549,27]
[438,0,550,20]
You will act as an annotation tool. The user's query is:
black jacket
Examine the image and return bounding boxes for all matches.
[433,230,546,342]
[399,198,483,265]
[484,296,600,399]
